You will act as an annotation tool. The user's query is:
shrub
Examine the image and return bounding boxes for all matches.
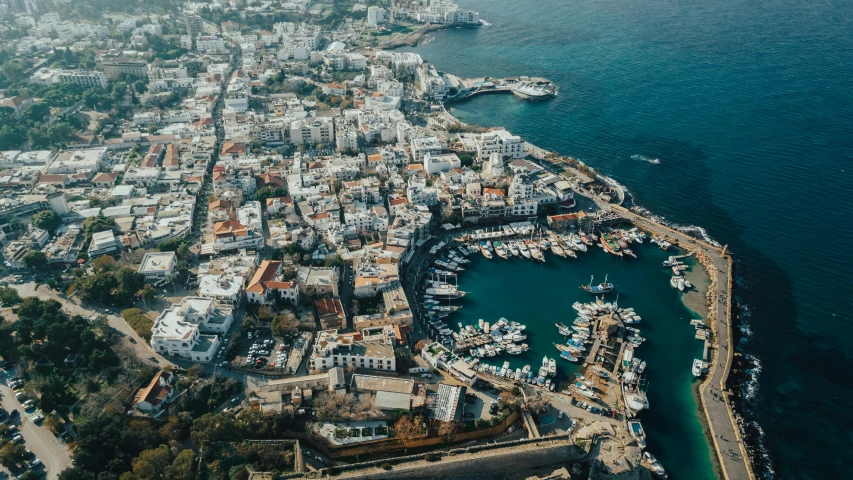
[121,308,154,341]
[424,453,441,462]
[380,463,392,471]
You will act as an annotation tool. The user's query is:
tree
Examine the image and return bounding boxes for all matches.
[323,254,344,269]
[138,284,157,310]
[438,421,459,444]
[271,314,298,338]
[254,187,288,202]
[81,216,116,242]
[93,255,118,273]
[130,446,172,480]
[526,394,548,415]
[0,286,21,306]
[498,391,519,411]
[23,250,48,271]
[392,415,425,445]
[33,210,61,234]
[0,442,28,469]
[394,347,416,374]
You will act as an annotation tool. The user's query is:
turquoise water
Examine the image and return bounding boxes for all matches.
[452,246,713,480]
[404,0,853,477]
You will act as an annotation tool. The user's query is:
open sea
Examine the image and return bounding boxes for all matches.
[402,0,853,478]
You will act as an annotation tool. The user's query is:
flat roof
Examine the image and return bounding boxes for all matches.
[139,251,176,273]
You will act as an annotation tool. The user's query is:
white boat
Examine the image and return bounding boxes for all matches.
[507,242,519,256]
[518,242,531,259]
[692,359,705,377]
[628,419,647,449]
[481,244,493,259]
[548,357,557,376]
[551,244,566,257]
[643,452,668,478]
[494,243,509,259]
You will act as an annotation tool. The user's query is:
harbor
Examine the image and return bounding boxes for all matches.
[443,75,557,103]
[411,216,720,479]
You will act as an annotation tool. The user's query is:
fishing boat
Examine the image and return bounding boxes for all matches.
[628,419,647,449]
[579,232,593,246]
[581,275,614,294]
[600,233,623,256]
[643,452,668,478]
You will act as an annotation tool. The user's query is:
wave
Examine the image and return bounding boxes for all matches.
[631,153,661,164]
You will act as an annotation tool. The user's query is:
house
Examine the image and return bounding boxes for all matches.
[245,260,300,305]
[133,370,176,413]
[315,297,346,330]
[0,96,34,120]
[151,297,233,361]
[212,220,264,252]
[432,383,466,423]
[92,172,118,188]
[266,196,294,215]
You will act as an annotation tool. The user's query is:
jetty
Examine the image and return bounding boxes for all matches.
[446,75,556,102]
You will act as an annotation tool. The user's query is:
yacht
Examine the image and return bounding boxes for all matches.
[692,359,705,377]
[518,241,531,259]
[643,452,668,478]
[551,243,566,257]
[581,275,614,294]
[481,244,493,259]
[494,242,509,259]
[548,357,557,376]
[628,419,647,449]
[579,232,593,245]
[560,351,579,362]
[508,242,519,256]
[670,275,686,291]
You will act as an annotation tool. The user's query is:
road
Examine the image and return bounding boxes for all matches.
[609,205,753,480]
[0,378,72,480]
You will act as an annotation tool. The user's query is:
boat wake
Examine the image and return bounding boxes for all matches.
[479,20,492,27]
[671,225,722,248]
[631,154,661,164]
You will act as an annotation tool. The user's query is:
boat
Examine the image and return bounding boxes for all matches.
[628,419,647,449]
[575,374,594,387]
[623,384,650,415]
[579,232,593,246]
[507,242,519,256]
[518,241,531,259]
[548,357,557,376]
[481,244,493,259]
[581,275,614,294]
[643,452,668,478]
[692,359,705,377]
[670,275,686,291]
[560,351,579,362]
[494,242,509,259]
[551,244,566,257]
[600,233,623,256]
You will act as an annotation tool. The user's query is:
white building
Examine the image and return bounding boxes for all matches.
[423,152,461,174]
[290,117,334,145]
[138,251,177,283]
[476,128,525,162]
[367,6,386,26]
[236,201,263,231]
[198,273,244,306]
[88,230,119,257]
[410,136,442,163]
[417,63,447,101]
[212,220,264,253]
[151,297,234,361]
[311,330,396,373]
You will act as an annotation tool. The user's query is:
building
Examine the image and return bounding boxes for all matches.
[212,220,264,252]
[151,297,234,361]
[296,266,340,297]
[432,383,466,422]
[367,6,386,26]
[423,152,461,174]
[138,252,177,283]
[198,273,244,306]
[476,128,525,161]
[185,14,204,39]
[290,117,334,145]
[245,260,300,305]
[0,96,34,120]
[98,51,148,79]
[410,136,442,163]
[88,230,120,257]
[315,297,346,330]
[133,370,176,413]
[55,69,108,88]
[311,330,396,373]
[417,63,447,101]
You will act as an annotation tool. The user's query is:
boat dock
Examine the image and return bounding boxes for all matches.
[583,337,602,366]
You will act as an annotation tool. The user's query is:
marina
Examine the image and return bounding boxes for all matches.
[414,219,713,479]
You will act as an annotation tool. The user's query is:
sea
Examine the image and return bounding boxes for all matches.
[401,0,853,478]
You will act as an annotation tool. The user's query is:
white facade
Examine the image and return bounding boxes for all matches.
[88,230,119,257]
[138,251,177,282]
[311,330,396,373]
[290,117,334,145]
[476,128,525,161]
[423,152,461,174]
[151,297,233,362]
[367,7,386,26]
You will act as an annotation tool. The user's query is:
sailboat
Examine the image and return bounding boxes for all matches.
[581,275,614,294]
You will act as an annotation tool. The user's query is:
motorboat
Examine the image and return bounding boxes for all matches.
[692,359,705,377]
[560,351,579,362]
[508,242,519,256]
[518,241,531,259]
[628,419,647,449]
[643,452,668,478]
[670,275,685,291]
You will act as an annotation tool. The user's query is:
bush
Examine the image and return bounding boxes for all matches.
[380,462,392,471]
[121,308,154,341]
[424,453,441,462]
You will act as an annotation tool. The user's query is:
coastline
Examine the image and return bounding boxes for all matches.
[437,105,755,480]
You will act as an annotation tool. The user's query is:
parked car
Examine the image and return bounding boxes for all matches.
[28,459,42,469]
[507,426,515,434]
[22,400,35,410]
[31,413,44,424]
[10,433,23,443]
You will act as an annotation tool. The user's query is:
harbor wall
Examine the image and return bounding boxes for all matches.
[323,410,522,459]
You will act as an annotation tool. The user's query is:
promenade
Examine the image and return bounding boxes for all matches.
[609,205,754,480]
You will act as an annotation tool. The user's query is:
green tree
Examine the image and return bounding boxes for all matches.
[92,255,118,273]
[0,287,21,306]
[0,442,28,469]
[32,210,62,234]
[81,216,116,242]
[271,314,298,338]
[23,250,48,271]
[254,187,288,202]
[138,284,157,310]
[130,445,172,480]
[323,254,344,269]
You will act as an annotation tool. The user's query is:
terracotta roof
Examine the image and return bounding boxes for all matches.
[483,188,505,196]
[209,199,233,210]
[256,172,285,189]
[213,220,249,238]
[133,371,173,408]
[316,297,344,318]
[246,260,281,294]
[92,172,117,183]
[389,198,407,206]
[220,141,247,155]
[37,174,67,184]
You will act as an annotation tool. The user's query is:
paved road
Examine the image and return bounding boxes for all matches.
[610,205,753,480]
[0,379,72,480]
